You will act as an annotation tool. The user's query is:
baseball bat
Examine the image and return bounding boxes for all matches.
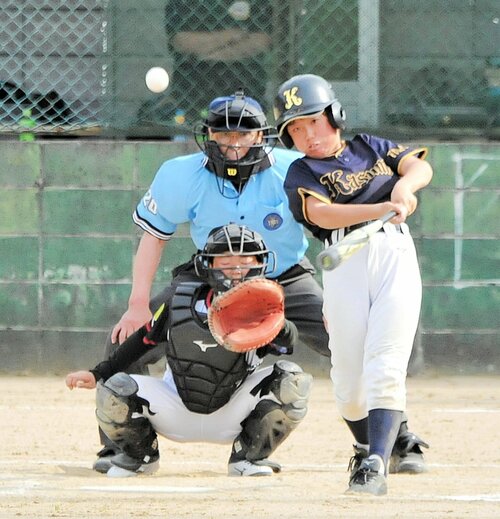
[316,211,397,271]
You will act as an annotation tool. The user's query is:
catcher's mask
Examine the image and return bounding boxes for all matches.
[194,223,276,293]
[273,74,346,148]
[194,91,277,197]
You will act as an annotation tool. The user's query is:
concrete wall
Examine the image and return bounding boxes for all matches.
[0,139,498,375]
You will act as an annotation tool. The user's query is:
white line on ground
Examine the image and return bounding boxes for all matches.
[0,460,88,466]
[441,494,500,502]
[80,485,215,493]
[432,408,500,413]
[337,494,500,503]
[0,405,93,410]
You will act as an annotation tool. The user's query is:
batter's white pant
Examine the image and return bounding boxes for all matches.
[130,365,275,444]
[322,222,422,421]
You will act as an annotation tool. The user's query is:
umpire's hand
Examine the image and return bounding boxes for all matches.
[111,304,152,344]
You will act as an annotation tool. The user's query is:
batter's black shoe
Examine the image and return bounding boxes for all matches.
[347,445,368,479]
[390,431,429,474]
[92,446,116,474]
[346,455,387,496]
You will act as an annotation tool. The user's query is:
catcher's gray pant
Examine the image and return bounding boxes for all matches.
[103,256,329,374]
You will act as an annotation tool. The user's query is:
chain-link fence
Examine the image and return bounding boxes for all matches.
[0,0,107,136]
[1,0,499,139]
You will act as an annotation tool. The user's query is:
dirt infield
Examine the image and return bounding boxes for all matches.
[1,374,499,518]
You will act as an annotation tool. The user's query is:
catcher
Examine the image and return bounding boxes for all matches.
[65,224,313,477]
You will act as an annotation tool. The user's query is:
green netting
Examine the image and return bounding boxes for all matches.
[0,0,498,139]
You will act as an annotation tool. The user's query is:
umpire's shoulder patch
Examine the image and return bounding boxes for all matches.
[263,213,283,230]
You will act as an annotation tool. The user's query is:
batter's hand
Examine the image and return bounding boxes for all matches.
[379,201,407,225]
[111,305,152,344]
[66,370,96,390]
[391,187,418,217]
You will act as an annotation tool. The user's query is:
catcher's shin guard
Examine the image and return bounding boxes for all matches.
[95,373,159,462]
[231,361,313,465]
[251,360,313,420]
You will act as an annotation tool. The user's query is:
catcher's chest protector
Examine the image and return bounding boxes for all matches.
[168,282,249,414]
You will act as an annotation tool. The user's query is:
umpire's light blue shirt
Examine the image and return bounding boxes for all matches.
[133,147,308,277]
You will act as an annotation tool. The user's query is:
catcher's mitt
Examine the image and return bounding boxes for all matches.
[208,278,285,353]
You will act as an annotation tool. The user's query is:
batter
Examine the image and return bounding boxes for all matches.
[274,73,433,496]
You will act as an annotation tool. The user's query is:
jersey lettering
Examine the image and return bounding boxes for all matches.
[142,190,158,215]
[320,159,394,200]
[283,87,302,110]
[387,145,409,158]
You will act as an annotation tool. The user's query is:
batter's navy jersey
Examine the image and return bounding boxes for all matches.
[284,134,427,242]
[133,147,307,277]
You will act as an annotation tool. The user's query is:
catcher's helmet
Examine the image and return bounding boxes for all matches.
[194,91,277,195]
[273,74,346,148]
[194,223,276,293]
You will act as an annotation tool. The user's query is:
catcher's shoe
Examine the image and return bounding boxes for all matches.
[106,452,160,478]
[390,432,429,474]
[92,446,116,474]
[228,459,281,477]
[346,455,387,496]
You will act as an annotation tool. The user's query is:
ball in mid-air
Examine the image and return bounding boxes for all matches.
[228,1,250,20]
[145,67,169,93]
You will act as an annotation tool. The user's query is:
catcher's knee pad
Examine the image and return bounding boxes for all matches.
[264,360,313,422]
[96,372,141,426]
[95,373,157,457]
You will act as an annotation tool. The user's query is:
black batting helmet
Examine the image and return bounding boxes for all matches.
[194,224,276,293]
[273,74,346,148]
[194,91,277,193]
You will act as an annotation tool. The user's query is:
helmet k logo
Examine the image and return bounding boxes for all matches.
[283,87,302,110]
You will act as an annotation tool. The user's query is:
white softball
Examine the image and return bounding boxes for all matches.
[145,67,169,93]
[228,1,250,21]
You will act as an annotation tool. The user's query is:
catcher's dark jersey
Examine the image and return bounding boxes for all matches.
[284,134,427,243]
[162,282,251,414]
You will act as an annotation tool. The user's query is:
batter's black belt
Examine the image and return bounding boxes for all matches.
[326,221,403,247]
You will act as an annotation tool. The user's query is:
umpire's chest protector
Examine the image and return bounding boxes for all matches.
[167,282,249,414]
